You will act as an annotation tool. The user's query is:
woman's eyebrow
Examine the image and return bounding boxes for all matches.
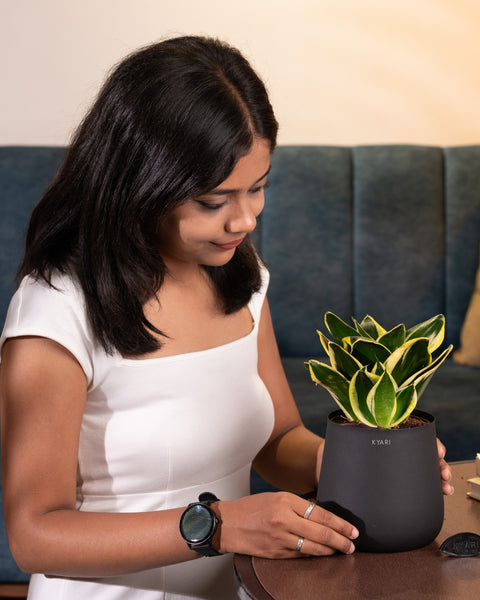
[209,166,271,196]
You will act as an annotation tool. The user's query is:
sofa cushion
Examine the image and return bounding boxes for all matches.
[353,145,445,330]
[445,146,480,346]
[453,262,480,367]
[260,146,353,357]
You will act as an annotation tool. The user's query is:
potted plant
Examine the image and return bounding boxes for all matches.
[306,312,453,552]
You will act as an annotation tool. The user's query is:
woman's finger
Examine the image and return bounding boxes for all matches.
[289,499,358,555]
[436,438,454,495]
[302,502,358,540]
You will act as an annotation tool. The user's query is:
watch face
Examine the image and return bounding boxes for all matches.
[180,504,215,543]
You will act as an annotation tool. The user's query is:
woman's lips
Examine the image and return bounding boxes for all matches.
[212,237,245,250]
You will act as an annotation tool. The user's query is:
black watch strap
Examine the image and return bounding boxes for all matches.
[199,491,219,505]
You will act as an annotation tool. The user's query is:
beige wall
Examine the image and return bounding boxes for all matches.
[2,0,480,146]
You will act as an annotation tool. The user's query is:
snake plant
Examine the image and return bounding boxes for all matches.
[305,312,453,429]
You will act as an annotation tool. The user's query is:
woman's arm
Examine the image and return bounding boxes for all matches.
[1,332,359,571]
[252,299,324,494]
[1,335,357,571]
[0,336,198,577]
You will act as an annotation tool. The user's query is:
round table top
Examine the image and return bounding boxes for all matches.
[235,460,480,600]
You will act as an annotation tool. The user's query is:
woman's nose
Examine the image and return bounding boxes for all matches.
[226,197,263,233]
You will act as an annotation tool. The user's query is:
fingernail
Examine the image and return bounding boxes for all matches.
[351,527,359,539]
[348,542,356,554]
[449,486,455,495]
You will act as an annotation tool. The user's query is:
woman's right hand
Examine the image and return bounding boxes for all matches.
[214,491,358,558]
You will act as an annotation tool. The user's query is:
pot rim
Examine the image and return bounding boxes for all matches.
[327,408,435,429]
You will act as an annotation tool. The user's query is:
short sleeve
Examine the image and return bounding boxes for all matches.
[248,265,270,324]
[0,275,95,385]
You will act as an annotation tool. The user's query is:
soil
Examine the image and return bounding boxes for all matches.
[331,413,430,430]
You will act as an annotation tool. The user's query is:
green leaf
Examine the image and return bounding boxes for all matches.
[390,385,417,427]
[405,314,445,352]
[351,338,391,366]
[352,319,374,339]
[349,369,378,426]
[324,312,358,345]
[328,342,364,379]
[317,329,331,355]
[367,370,397,428]
[305,360,356,421]
[384,338,431,386]
[377,324,406,353]
[369,362,385,376]
[358,315,387,340]
[402,344,453,399]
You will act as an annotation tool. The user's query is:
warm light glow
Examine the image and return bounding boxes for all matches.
[2,0,479,145]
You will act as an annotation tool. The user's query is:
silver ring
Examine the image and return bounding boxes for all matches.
[303,500,315,520]
[295,536,304,552]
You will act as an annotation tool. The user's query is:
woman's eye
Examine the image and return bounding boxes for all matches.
[197,200,224,210]
[249,181,270,195]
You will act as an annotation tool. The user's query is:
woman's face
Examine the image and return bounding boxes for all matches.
[157,137,271,271]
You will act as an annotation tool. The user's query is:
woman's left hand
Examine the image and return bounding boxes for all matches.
[437,438,454,495]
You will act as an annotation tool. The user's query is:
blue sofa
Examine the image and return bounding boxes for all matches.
[1,145,480,585]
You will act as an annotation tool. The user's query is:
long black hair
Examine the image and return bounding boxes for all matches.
[19,36,278,355]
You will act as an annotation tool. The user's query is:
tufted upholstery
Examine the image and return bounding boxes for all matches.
[258,145,480,356]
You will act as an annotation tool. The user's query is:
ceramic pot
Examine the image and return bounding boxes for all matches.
[316,409,444,552]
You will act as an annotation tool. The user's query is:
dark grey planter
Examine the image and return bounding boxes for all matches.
[316,409,444,552]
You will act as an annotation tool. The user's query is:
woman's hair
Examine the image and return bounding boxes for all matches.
[19,36,278,355]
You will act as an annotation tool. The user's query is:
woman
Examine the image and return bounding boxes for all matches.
[0,36,452,600]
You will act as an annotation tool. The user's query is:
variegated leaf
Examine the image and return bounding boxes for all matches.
[349,368,378,426]
[367,370,397,428]
[317,329,331,355]
[405,314,445,352]
[378,324,406,353]
[324,312,358,345]
[328,342,364,380]
[390,385,417,427]
[351,338,391,366]
[352,319,373,339]
[306,360,356,420]
[358,315,387,340]
[402,345,453,398]
[384,338,431,386]
[369,362,385,376]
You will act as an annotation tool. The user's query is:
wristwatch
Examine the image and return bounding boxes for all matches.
[179,492,222,557]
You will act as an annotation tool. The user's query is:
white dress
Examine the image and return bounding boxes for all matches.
[0,269,274,600]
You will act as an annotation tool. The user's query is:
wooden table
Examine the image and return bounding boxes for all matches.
[235,461,480,600]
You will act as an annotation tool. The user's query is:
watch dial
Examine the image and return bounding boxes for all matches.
[181,505,213,543]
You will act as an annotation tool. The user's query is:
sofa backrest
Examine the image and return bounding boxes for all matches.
[258,145,480,357]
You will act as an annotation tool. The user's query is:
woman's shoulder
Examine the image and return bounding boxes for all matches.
[1,271,96,383]
[12,271,87,318]
[23,270,82,294]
